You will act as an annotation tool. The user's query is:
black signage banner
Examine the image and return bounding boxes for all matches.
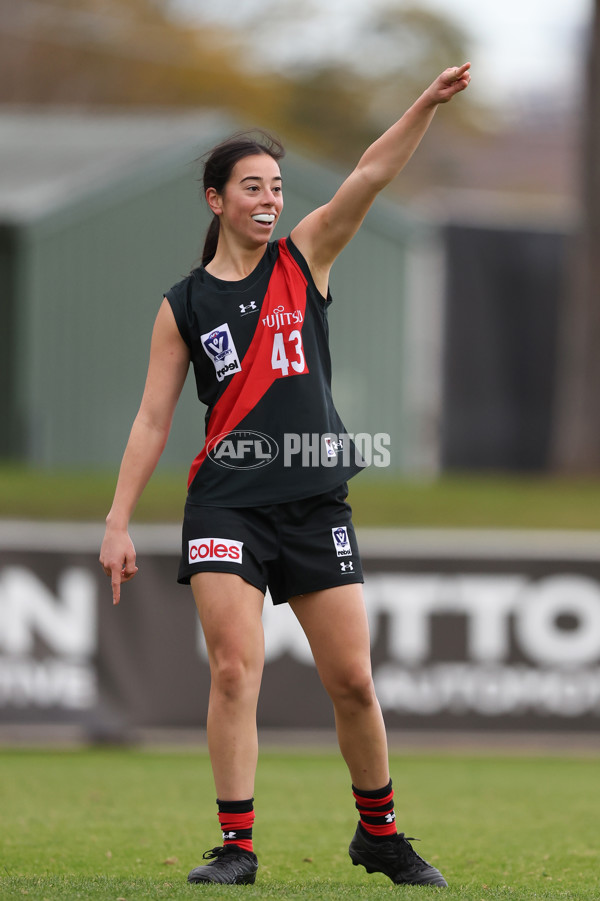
[1,522,599,737]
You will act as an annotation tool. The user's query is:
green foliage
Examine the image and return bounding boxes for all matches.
[1,0,484,175]
[0,749,599,899]
[349,473,600,530]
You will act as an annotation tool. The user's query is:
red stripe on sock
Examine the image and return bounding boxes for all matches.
[354,786,396,838]
[226,839,254,852]
[218,810,255,852]
[219,811,255,831]
[353,789,394,809]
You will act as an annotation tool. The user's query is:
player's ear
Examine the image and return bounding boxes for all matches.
[206,187,223,217]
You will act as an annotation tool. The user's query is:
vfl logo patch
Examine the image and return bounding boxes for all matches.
[188,538,243,564]
[324,436,344,459]
[332,526,352,557]
[201,323,241,382]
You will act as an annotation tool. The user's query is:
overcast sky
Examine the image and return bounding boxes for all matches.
[174,0,593,107]
[423,0,592,103]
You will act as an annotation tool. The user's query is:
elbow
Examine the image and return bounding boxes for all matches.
[133,410,173,447]
[355,161,392,195]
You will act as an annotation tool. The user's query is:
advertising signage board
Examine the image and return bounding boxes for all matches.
[1,523,599,737]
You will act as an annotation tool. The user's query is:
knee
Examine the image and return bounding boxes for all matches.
[327,665,377,710]
[210,653,262,701]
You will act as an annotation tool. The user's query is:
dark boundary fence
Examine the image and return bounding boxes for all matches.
[1,522,599,742]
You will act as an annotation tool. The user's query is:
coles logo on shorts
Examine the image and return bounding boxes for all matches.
[188,538,243,564]
[332,526,352,557]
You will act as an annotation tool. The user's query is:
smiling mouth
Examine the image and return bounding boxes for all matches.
[252,214,276,224]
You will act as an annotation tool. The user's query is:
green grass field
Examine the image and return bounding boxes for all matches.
[1,748,598,900]
[3,464,600,529]
[2,470,599,900]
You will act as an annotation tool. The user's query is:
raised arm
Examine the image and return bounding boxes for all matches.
[291,64,471,291]
[99,298,190,604]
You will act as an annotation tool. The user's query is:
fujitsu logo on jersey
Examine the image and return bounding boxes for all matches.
[201,323,241,382]
[262,304,303,330]
[188,538,243,564]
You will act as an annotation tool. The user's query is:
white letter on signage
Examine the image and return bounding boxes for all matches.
[0,567,97,657]
[516,576,600,667]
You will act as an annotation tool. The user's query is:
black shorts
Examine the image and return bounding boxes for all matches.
[178,482,363,605]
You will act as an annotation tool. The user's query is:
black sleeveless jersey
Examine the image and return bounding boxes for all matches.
[165,236,364,507]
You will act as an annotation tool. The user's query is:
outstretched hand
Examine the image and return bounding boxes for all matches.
[427,63,471,104]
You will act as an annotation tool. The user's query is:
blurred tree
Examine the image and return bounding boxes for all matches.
[262,4,486,171]
[344,5,477,126]
[552,0,600,472]
[0,0,481,177]
[0,0,271,109]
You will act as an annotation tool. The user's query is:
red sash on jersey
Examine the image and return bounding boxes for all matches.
[187,239,309,488]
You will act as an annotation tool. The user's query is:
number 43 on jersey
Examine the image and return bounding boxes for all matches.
[271,330,307,377]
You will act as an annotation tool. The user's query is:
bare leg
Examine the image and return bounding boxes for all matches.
[191,572,265,800]
[289,583,389,790]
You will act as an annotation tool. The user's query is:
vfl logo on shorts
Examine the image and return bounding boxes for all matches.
[332,526,352,557]
[324,436,344,459]
[201,323,241,382]
[188,538,243,564]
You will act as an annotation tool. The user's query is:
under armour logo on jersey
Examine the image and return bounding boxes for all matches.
[340,561,354,572]
[239,301,258,315]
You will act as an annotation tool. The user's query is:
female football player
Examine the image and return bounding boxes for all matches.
[100,63,470,887]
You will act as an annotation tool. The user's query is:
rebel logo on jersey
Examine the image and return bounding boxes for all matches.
[201,323,242,382]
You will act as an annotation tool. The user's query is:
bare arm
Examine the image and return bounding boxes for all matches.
[291,64,471,292]
[99,298,190,604]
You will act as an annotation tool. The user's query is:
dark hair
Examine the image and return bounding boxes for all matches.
[200,130,285,266]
